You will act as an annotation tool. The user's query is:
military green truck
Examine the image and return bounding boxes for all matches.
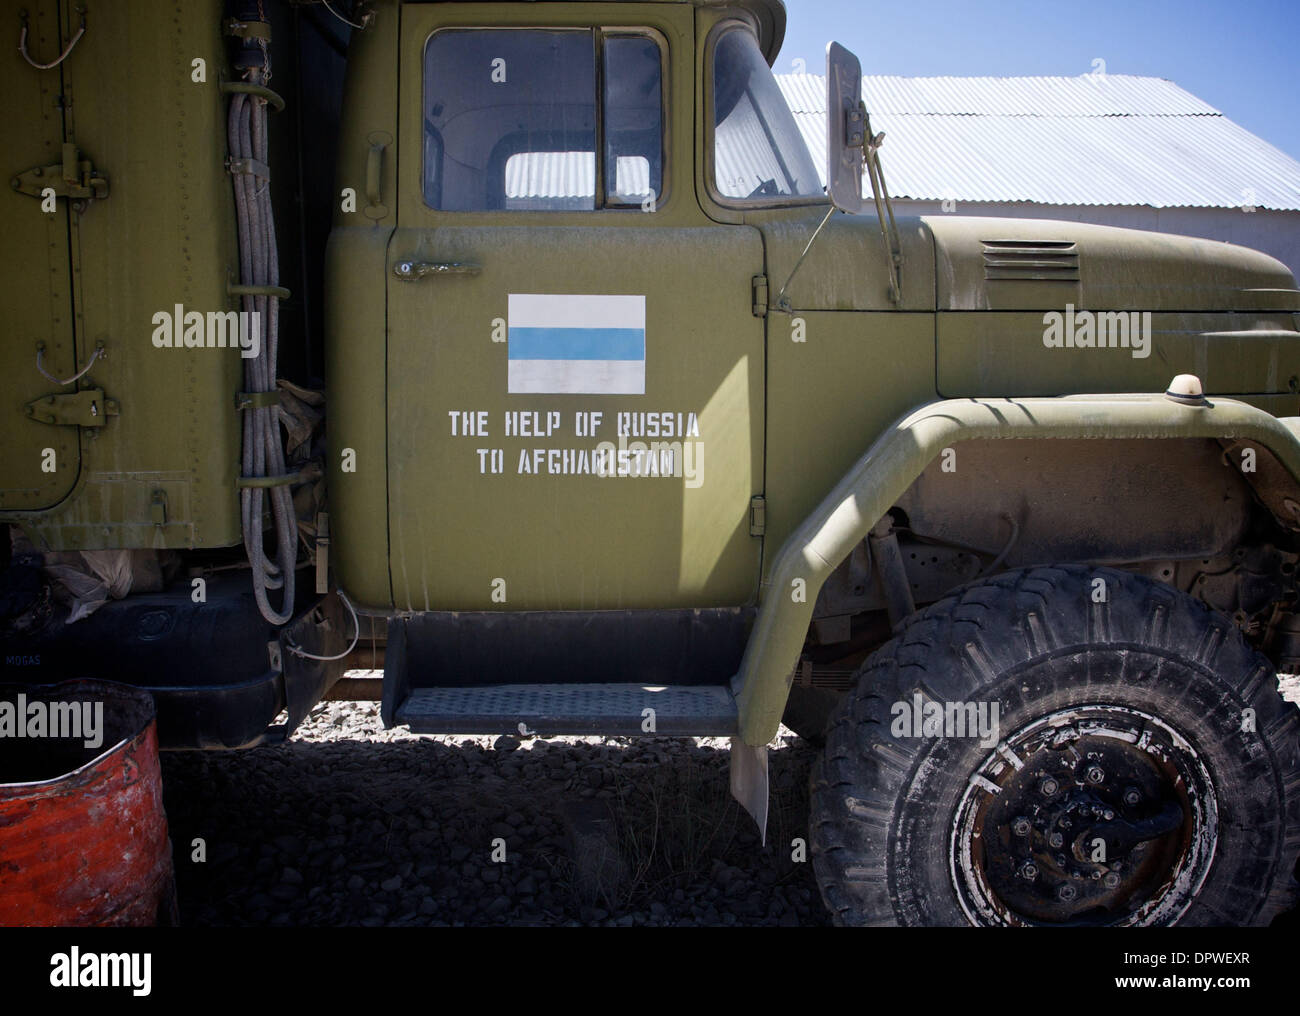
[3,0,1299,927]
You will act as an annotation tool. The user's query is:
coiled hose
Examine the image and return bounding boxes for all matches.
[228,74,297,626]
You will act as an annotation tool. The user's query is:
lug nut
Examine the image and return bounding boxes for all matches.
[1049,832,1064,849]
[1086,765,1105,784]
[1012,817,1032,836]
[1040,778,1059,796]
[1058,884,1078,901]
[1020,862,1038,880]
[1123,788,1141,806]
[1103,872,1121,889]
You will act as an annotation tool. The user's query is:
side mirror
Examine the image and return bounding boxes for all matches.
[826,41,865,213]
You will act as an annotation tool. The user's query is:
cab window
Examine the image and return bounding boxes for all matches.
[423,29,664,211]
[711,25,822,203]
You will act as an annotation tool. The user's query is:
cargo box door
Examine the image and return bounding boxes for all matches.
[0,1,82,511]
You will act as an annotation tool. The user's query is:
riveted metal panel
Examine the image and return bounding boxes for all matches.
[0,0,80,511]
[1,0,243,549]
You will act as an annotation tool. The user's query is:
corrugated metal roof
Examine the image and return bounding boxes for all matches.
[504,152,650,201]
[780,73,1221,117]
[776,73,1300,210]
[714,95,797,198]
[505,151,594,200]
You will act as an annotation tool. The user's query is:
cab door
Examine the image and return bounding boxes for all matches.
[385,3,765,611]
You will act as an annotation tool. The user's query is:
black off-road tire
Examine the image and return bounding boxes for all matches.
[810,565,1300,926]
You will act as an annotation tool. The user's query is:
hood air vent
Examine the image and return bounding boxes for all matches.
[982,240,1080,282]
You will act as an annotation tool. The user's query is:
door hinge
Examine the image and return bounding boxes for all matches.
[150,489,168,526]
[751,275,768,318]
[24,388,119,427]
[315,512,331,595]
[749,495,766,537]
[11,142,109,202]
[223,17,272,42]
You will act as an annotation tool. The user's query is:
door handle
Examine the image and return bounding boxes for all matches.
[393,260,482,280]
[366,142,385,209]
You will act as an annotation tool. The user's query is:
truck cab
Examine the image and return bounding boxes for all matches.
[3,0,1300,927]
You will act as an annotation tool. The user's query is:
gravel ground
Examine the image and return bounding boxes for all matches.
[160,695,828,927]
[159,674,1300,927]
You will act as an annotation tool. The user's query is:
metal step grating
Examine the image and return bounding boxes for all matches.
[395,683,738,737]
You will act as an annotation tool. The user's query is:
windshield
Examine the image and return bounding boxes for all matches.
[711,25,823,203]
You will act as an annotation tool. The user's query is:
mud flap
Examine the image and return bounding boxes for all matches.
[729,738,769,845]
[276,591,353,737]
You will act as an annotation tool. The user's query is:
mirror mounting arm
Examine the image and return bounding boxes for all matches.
[863,107,903,304]
[826,42,903,304]
[773,205,838,314]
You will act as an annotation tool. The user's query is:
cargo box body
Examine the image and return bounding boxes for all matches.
[2,0,244,550]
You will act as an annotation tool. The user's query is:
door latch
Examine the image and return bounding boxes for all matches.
[393,259,481,280]
[24,388,119,427]
[11,142,109,202]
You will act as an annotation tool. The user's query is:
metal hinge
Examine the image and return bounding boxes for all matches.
[24,388,119,427]
[751,275,768,318]
[223,17,272,41]
[150,489,168,526]
[11,142,108,202]
[749,495,766,537]
[315,512,330,595]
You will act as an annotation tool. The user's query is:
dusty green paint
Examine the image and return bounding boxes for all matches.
[325,228,394,607]
[1,0,242,550]
[938,310,1300,398]
[926,216,1300,399]
[735,395,1300,744]
[761,309,935,566]
[756,213,936,311]
[384,225,764,610]
[325,0,401,606]
[375,2,764,610]
[1231,393,1300,416]
[1,0,79,513]
[928,215,1300,313]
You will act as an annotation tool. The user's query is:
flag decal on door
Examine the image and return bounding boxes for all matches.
[507,294,645,395]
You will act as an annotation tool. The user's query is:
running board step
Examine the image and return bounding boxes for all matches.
[393,683,738,737]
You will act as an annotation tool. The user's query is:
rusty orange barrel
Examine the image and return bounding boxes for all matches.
[0,680,176,926]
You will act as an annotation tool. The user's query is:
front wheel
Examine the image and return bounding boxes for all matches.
[810,565,1300,926]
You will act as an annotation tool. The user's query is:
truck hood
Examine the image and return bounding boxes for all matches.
[760,212,1299,315]
[925,215,1300,314]
[758,212,936,312]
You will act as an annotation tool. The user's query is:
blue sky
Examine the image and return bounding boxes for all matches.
[780,0,1300,160]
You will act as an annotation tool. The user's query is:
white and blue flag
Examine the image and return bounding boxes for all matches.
[507,294,645,395]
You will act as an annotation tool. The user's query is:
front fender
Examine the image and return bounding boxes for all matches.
[733,389,1300,745]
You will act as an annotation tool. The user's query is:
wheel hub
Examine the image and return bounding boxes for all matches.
[950,705,1218,926]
